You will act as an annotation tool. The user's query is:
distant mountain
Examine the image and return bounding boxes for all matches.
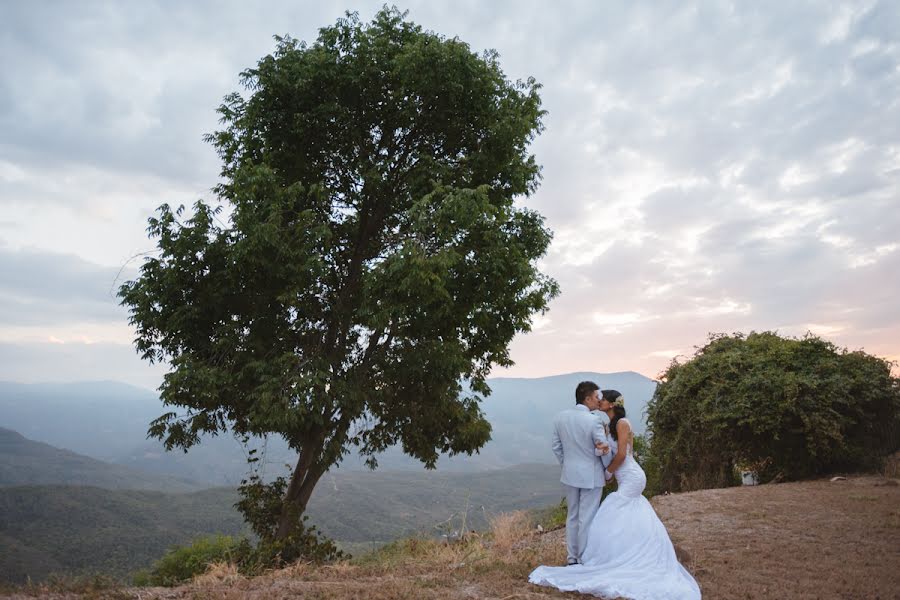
[0,428,203,492]
[0,381,163,461]
[0,463,566,583]
[0,372,657,484]
[329,370,658,473]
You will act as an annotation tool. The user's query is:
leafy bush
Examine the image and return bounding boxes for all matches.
[646,332,900,494]
[235,474,345,573]
[237,521,343,576]
[135,535,244,586]
[136,521,342,586]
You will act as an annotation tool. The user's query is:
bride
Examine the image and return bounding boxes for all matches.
[529,390,701,599]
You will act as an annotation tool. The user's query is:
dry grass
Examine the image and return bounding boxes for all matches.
[0,575,132,600]
[56,511,580,600]
[192,562,244,588]
[884,450,900,478]
[488,511,534,558]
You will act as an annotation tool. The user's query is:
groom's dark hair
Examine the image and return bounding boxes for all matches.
[575,381,599,405]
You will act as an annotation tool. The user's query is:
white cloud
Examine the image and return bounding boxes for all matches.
[592,311,658,334]
[647,349,682,359]
[1,0,899,386]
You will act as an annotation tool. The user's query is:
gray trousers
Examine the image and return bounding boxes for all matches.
[564,484,603,563]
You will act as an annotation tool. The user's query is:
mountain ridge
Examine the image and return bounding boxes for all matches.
[0,372,658,483]
[0,427,203,492]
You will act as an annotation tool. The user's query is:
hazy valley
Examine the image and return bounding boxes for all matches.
[0,372,656,582]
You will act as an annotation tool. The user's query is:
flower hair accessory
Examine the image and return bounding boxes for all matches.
[613,395,625,407]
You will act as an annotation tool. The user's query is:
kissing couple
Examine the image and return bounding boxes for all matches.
[528,381,701,599]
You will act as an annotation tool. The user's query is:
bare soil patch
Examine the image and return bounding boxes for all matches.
[652,474,900,600]
[4,475,898,599]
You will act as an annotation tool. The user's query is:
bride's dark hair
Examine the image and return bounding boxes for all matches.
[608,405,627,440]
[602,389,626,441]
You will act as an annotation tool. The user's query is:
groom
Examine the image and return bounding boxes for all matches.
[552,380,610,565]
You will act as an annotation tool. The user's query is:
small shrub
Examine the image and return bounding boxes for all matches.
[138,535,243,586]
[234,474,345,574]
[238,523,343,576]
[138,518,344,585]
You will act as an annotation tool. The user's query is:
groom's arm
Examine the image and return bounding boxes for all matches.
[590,415,606,447]
[591,416,610,458]
[551,424,564,465]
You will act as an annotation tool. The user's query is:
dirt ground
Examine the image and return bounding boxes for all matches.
[5,474,899,599]
[651,475,900,599]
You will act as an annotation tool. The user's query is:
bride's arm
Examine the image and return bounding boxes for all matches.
[605,419,632,475]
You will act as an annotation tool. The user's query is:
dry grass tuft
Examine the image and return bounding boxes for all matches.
[489,511,534,557]
[193,561,244,588]
[428,536,490,571]
[268,560,312,580]
[883,450,900,478]
[310,561,358,578]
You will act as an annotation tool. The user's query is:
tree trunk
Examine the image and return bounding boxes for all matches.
[274,433,326,540]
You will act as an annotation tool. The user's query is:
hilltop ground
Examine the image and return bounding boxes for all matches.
[5,474,899,600]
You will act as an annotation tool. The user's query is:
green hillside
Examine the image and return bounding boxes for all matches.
[0,485,246,583]
[308,463,565,544]
[0,428,202,492]
[0,464,565,584]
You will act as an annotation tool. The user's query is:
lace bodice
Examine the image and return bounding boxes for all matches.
[609,418,634,457]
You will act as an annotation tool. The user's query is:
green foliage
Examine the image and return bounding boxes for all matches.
[0,485,246,584]
[118,6,557,546]
[135,535,242,586]
[135,530,341,586]
[632,433,661,497]
[234,473,288,543]
[234,473,344,571]
[645,332,900,493]
[240,525,343,575]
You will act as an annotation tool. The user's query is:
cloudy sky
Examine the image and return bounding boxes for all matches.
[1,1,898,390]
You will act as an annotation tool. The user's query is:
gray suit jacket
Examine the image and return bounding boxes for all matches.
[552,404,607,489]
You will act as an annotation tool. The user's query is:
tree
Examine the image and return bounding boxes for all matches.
[645,332,900,494]
[119,8,558,548]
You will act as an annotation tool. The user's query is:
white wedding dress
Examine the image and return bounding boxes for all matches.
[529,420,701,599]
